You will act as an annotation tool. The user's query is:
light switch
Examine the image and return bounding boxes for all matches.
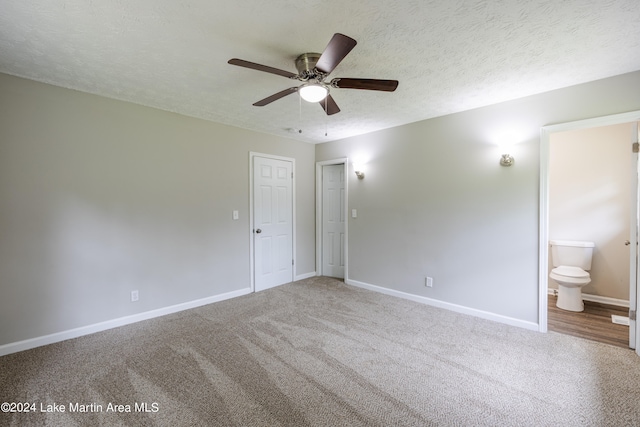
[351,209,357,218]
[232,210,239,220]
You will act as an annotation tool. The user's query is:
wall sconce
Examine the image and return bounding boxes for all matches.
[491,126,526,167]
[500,154,514,167]
[353,163,365,179]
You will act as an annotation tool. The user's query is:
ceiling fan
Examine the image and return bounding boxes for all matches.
[228,33,398,115]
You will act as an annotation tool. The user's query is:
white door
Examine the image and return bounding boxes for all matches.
[253,156,293,292]
[322,164,345,278]
[630,122,639,351]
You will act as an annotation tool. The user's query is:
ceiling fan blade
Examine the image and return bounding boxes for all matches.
[315,34,357,75]
[319,94,340,115]
[253,87,298,106]
[228,58,297,78]
[332,78,399,92]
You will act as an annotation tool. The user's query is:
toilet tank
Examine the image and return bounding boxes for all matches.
[550,240,594,270]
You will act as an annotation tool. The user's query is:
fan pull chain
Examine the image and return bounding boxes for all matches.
[297,90,303,133]
[324,97,328,137]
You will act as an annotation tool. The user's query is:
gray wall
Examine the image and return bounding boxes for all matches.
[2,70,640,348]
[0,73,316,346]
[316,71,640,324]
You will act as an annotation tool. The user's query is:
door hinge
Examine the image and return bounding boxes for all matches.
[633,142,639,153]
[630,310,637,321]
[292,259,294,266]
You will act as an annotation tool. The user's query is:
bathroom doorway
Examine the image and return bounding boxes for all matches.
[539,111,640,356]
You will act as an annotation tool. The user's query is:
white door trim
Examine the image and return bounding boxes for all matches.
[249,152,296,292]
[630,121,639,350]
[539,110,640,356]
[316,158,348,279]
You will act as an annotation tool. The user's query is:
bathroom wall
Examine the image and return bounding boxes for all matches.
[548,123,634,302]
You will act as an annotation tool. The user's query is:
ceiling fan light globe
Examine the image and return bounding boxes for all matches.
[299,83,329,103]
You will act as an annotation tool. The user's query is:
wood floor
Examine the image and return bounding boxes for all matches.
[547,295,630,349]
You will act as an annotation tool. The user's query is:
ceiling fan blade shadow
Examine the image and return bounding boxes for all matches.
[319,95,340,115]
[228,58,297,78]
[332,78,398,91]
[253,87,298,106]
[315,34,357,75]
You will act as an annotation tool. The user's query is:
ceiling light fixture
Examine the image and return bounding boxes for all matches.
[298,82,329,103]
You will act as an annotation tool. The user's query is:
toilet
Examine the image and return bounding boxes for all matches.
[549,240,594,312]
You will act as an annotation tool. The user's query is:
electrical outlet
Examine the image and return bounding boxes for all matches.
[425,277,433,288]
[131,290,139,302]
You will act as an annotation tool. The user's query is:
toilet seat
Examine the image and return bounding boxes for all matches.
[550,266,590,285]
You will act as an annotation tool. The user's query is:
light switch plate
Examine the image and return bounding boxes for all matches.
[351,209,357,218]
[232,210,239,220]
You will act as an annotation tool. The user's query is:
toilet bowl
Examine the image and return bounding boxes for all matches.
[550,266,591,312]
[549,240,594,312]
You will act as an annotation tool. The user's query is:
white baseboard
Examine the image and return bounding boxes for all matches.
[583,294,630,307]
[345,279,539,331]
[546,288,629,308]
[17,279,623,357]
[295,271,317,281]
[0,287,252,357]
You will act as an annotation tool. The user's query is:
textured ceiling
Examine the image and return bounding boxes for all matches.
[1,0,639,144]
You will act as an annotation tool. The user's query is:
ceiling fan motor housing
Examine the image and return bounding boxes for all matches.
[295,53,322,79]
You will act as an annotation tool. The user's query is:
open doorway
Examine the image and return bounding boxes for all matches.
[548,123,632,348]
[539,111,640,356]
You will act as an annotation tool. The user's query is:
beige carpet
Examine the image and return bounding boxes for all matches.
[1,276,639,426]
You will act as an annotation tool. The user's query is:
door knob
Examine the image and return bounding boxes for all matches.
[625,240,631,246]
[255,229,262,234]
